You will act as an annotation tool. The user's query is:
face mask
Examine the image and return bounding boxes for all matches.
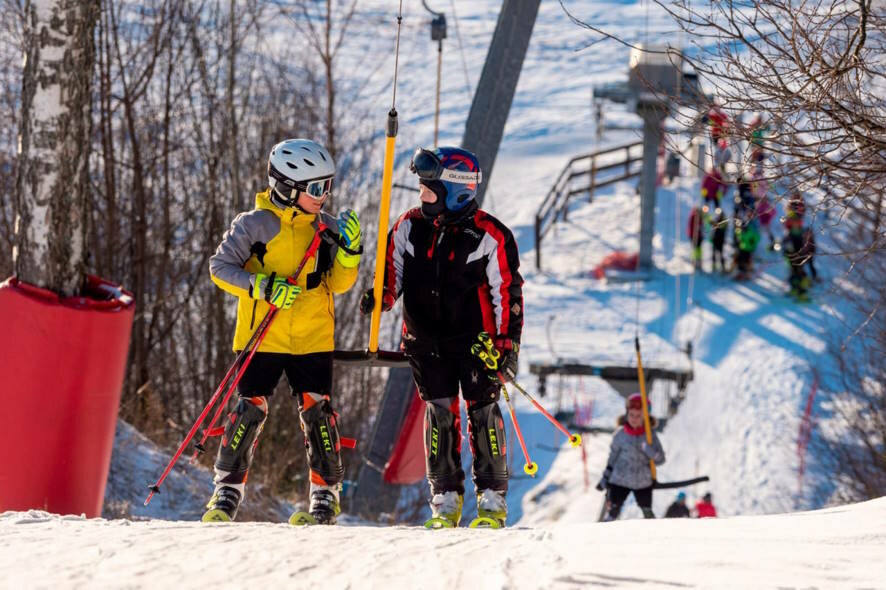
[419,179,447,219]
[421,199,446,219]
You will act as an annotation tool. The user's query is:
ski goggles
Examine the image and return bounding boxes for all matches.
[300,176,334,200]
[409,148,482,185]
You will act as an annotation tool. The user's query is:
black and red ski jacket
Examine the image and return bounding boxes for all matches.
[382,204,523,356]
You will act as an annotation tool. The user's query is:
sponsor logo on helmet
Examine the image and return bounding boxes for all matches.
[440,169,483,184]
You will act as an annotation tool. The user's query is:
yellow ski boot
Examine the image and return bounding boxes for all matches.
[424,491,464,529]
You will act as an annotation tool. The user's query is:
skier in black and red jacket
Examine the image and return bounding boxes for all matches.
[361,146,523,528]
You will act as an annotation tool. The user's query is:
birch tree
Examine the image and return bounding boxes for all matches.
[14,0,99,295]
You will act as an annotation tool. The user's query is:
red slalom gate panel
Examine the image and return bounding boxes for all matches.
[383,389,427,485]
[0,276,134,517]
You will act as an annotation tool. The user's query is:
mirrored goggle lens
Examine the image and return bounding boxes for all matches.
[304,177,333,199]
[410,149,441,180]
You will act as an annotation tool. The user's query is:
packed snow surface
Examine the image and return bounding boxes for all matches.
[3,498,885,589]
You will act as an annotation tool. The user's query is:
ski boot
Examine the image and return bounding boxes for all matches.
[202,486,242,522]
[289,485,341,526]
[469,489,507,529]
[423,491,464,529]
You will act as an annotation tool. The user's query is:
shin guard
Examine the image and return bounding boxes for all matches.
[298,392,344,486]
[424,398,465,495]
[213,396,268,496]
[468,399,509,492]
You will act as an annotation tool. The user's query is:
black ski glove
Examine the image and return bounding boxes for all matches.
[359,287,394,315]
[596,466,613,491]
[359,288,374,315]
[494,336,519,382]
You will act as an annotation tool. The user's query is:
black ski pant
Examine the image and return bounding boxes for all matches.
[607,484,654,520]
[736,250,753,273]
[224,351,343,487]
[409,351,508,496]
[711,238,725,271]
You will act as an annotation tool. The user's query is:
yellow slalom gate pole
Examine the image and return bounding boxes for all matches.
[368,111,398,353]
[368,4,403,353]
[635,336,657,480]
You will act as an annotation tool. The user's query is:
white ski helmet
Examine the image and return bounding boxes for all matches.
[267,139,335,207]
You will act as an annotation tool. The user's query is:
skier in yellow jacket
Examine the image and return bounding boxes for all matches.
[203,139,362,524]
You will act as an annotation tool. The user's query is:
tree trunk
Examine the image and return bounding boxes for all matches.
[14,0,99,295]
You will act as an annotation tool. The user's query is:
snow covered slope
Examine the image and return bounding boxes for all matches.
[103,420,293,523]
[3,498,884,588]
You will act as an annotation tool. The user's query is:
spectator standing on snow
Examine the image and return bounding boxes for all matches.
[781,220,812,302]
[665,492,691,518]
[688,204,708,272]
[701,168,727,209]
[710,207,728,273]
[733,208,760,280]
[695,492,718,518]
[597,393,666,521]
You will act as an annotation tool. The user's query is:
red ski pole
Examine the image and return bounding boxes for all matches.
[144,226,327,506]
[187,309,278,463]
[474,332,582,448]
[499,384,538,476]
[470,340,538,476]
[507,378,582,448]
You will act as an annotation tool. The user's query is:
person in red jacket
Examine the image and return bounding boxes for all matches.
[695,492,718,518]
[362,146,523,529]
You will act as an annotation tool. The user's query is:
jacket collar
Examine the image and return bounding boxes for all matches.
[623,423,646,436]
[256,189,317,227]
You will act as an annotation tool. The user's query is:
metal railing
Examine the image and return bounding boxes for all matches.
[534,141,643,269]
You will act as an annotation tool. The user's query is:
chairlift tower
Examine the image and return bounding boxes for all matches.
[594,45,702,270]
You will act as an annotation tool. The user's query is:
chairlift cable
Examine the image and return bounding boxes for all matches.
[391,1,404,110]
[448,0,474,100]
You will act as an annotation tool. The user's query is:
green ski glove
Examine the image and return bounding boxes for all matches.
[335,210,362,268]
[252,273,302,310]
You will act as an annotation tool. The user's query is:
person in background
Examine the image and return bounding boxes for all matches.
[665,491,691,518]
[781,218,812,302]
[695,492,718,518]
[705,101,730,170]
[747,112,769,170]
[803,226,818,281]
[752,174,777,250]
[710,207,728,273]
[597,393,666,521]
[701,167,727,209]
[733,208,760,280]
[688,204,708,272]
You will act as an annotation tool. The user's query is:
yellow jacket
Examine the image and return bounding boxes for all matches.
[209,190,358,354]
